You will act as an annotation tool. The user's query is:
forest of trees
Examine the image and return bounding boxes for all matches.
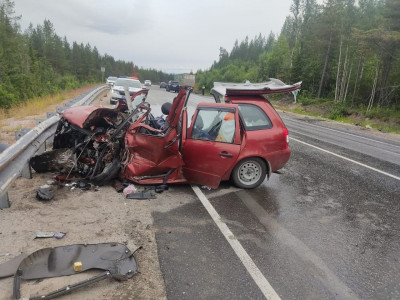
[0,0,171,108]
[1,0,399,114]
[197,0,399,113]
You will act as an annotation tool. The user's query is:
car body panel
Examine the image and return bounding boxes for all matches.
[211,79,302,100]
[119,90,188,184]
[181,104,242,189]
[231,97,291,173]
[62,105,117,128]
[62,89,150,130]
[122,126,184,177]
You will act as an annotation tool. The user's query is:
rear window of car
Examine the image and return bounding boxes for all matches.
[238,104,272,131]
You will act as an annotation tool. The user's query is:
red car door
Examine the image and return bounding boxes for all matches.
[181,103,241,189]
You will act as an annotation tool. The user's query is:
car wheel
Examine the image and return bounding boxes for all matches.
[90,158,121,186]
[231,157,266,189]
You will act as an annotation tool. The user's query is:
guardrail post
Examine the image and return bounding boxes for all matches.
[0,193,10,209]
[35,119,47,154]
[46,112,57,118]
[46,112,57,149]
[15,129,32,179]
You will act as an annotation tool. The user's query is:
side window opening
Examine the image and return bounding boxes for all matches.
[191,109,236,143]
[238,104,272,131]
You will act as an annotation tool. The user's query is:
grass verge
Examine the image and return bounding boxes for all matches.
[0,85,98,121]
[270,95,400,134]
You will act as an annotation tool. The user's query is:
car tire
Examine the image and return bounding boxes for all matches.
[90,158,121,186]
[231,157,267,189]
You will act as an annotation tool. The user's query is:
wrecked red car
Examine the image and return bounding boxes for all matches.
[31,79,301,189]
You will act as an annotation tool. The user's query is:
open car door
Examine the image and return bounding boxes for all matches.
[121,89,188,180]
[181,103,241,189]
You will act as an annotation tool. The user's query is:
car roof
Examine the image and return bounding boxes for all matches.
[211,79,301,97]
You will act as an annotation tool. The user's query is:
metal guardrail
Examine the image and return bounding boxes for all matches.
[0,85,108,208]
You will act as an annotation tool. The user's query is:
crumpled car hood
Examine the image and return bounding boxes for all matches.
[62,105,122,128]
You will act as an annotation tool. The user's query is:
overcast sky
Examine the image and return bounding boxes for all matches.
[14,0,294,74]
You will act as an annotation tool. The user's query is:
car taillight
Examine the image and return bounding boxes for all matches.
[283,127,289,147]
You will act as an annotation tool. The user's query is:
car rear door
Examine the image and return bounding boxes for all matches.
[181,103,241,189]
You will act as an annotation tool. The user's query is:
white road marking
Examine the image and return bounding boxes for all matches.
[283,117,400,148]
[290,137,400,181]
[191,185,281,300]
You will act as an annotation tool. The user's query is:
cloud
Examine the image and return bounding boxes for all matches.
[14,0,293,73]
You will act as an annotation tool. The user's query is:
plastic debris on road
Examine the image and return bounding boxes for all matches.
[123,184,137,196]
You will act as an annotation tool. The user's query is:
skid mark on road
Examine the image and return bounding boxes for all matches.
[237,192,359,300]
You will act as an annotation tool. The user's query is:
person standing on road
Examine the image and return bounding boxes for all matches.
[202,85,205,96]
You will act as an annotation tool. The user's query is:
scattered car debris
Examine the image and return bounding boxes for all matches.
[123,184,137,196]
[64,181,98,191]
[0,253,28,279]
[77,180,91,190]
[46,179,57,185]
[126,190,156,200]
[34,232,67,239]
[36,185,54,201]
[34,231,55,238]
[3,242,138,300]
[53,174,71,186]
[201,185,212,190]
[53,232,67,239]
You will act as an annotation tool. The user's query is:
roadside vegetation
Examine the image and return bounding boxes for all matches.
[0,0,170,110]
[0,85,96,120]
[196,0,399,133]
[0,84,98,145]
[270,95,400,133]
[1,0,398,133]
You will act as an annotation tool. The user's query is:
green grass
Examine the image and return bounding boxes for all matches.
[272,95,400,134]
[0,85,97,120]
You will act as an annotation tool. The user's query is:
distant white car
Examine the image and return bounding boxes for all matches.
[106,76,117,87]
[144,80,152,86]
[110,78,143,105]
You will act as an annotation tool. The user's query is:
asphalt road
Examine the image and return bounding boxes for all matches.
[145,86,400,299]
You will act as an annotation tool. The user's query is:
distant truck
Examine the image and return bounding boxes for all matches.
[174,73,195,90]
